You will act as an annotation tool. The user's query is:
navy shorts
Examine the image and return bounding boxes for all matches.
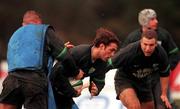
[114,71,153,102]
[0,71,48,109]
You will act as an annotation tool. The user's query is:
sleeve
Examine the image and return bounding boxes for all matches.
[169,51,180,70]
[160,28,180,70]
[49,62,78,98]
[111,44,132,68]
[114,69,123,99]
[162,29,179,55]
[166,33,180,70]
[69,46,81,64]
[46,27,79,76]
[121,34,133,48]
[89,72,106,95]
[121,30,141,48]
[158,46,171,77]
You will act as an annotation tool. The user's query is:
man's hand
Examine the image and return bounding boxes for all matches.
[64,41,74,49]
[75,69,84,80]
[75,87,83,97]
[160,94,172,109]
[90,81,98,96]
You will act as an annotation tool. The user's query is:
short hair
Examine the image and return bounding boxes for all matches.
[22,10,42,25]
[141,29,157,40]
[138,9,157,27]
[93,27,120,47]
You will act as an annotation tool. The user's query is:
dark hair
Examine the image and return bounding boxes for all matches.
[141,29,157,40]
[93,27,120,47]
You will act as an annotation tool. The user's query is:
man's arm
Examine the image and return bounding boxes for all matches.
[159,28,180,70]
[158,45,172,108]
[160,77,169,97]
[160,77,172,109]
[89,75,105,96]
[49,62,79,98]
[46,27,79,76]
[121,29,141,48]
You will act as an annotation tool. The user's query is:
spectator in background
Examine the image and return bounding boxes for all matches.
[121,8,180,109]
[50,27,120,109]
[0,10,81,109]
[0,60,8,79]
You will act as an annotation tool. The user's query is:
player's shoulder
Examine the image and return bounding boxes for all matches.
[120,41,139,56]
[70,44,91,59]
[71,44,90,53]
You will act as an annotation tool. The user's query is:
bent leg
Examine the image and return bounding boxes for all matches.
[0,103,16,109]
[119,88,141,109]
[0,75,23,109]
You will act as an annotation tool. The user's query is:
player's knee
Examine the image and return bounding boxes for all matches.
[126,101,141,109]
[0,103,16,109]
[120,88,141,109]
[120,95,141,109]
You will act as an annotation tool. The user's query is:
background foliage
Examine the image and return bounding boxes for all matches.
[0,0,180,59]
